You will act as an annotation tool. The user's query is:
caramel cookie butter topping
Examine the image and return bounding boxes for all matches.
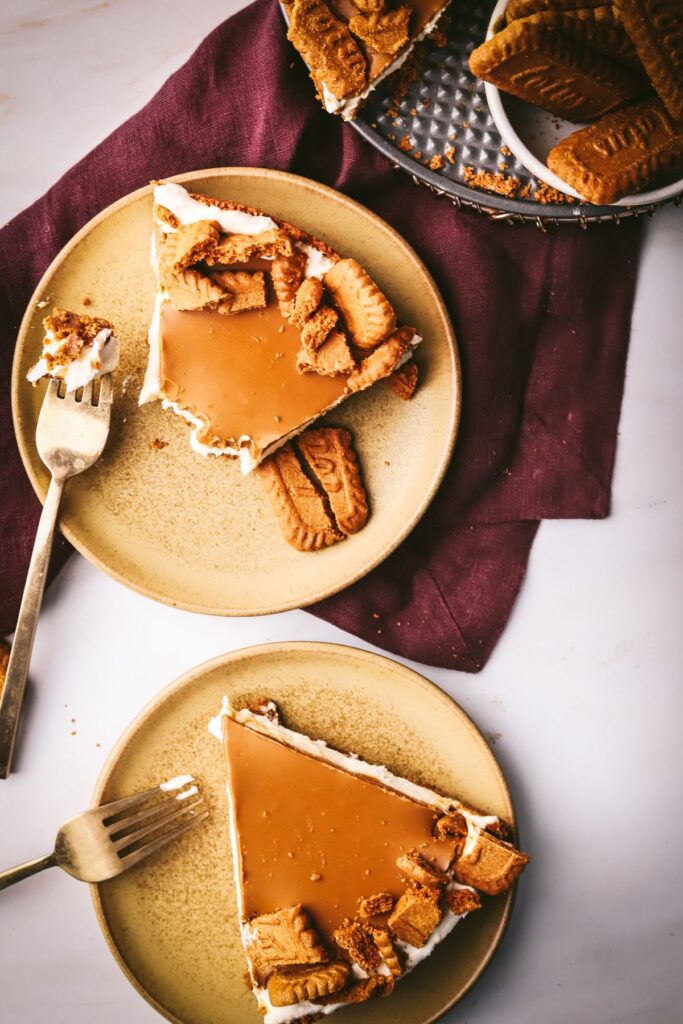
[211,700,530,1022]
[223,716,454,944]
[159,304,348,453]
[142,182,419,473]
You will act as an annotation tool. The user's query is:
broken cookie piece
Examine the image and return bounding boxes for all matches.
[386,359,419,400]
[333,918,382,972]
[245,905,328,985]
[454,830,531,896]
[256,443,343,551]
[296,427,369,536]
[296,329,356,376]
[205,228,295,265]
[368,927,403,977]
[267,961,351,1007]
[388,884,443,947]
[258,427,369,551]
[27,307,119,393]
[209,270,267,314]
[396,850,449,888]
[272,252,308,317]
[160,220,221,272]
[347,327,415,392]
[357,891,395,919]
[447,886,482,916]
[325,258,396,350]
[348,7,412,55]
[287,0,367,100]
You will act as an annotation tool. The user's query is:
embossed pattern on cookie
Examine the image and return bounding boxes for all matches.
[547,96,683,201]
[288,0,367,99]
[506,0,605,20]
[469,15,644,120]
[297,427,369,535]
[324,258,396,350]
[616,0,683,121]
[524,10,641,69]
[256,443,344,551]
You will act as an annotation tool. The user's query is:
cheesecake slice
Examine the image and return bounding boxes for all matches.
[140,182,420,473]
[285,0,453,121]
[27,308,119,392]
[209,699,529,1022]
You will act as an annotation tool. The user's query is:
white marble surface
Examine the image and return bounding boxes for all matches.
[1,2,682,1023]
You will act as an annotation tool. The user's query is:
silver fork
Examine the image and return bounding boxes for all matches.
[0,777,208,889]
[0,375,113,780]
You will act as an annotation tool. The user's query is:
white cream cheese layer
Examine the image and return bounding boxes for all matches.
[151,182,335,279]
[209,698,484,1024]
[27,327,119,392]
[321,3,451,121]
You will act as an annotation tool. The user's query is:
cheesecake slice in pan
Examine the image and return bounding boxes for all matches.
[209,699,529,1022]
[27,308,119,392]
[140,182,420,473]
[284,0,453,121]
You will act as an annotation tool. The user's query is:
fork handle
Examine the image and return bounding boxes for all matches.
[0,475,65,780]
[0,853,57,890]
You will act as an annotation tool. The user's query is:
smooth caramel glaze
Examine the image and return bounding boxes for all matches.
[224,718,455,945]
[159,302,348,451]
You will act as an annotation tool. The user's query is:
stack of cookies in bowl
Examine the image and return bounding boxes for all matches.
[469,0,683,204]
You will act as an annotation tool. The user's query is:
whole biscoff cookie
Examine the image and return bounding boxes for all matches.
[615,0,683,122]
[547,96,683,202]
[524,10,641,70]
[506,0,605,22]
[469,16,644,120]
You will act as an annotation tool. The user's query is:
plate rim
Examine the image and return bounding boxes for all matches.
[89,640,518,1024]
[11,167,461,616]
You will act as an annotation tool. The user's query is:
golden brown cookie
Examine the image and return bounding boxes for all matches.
[524,9,641,69]
[164,268,227,312]
[271,252,307,317]
[386,359,419,400]
[256,444,343,552]
[204,229,295,264]
[387,884,443,947]
[300,305,338,353]
[333,918,382,972]
[396,850,449,887]
[245,905,327,986]
[507,0,605,19]
[290,277,325,328]
[267,962,351,1007]
[453,830,530,895]
[469,15,644,120]
[547,96,683,201]
[288,0,367,100]
[348,7,412,56]
[447,887,482,915]
[296,427,369,535]
[347,327,414,392]
[296,329,356,376]
[209,270,267,314]
[615,0,683,121]
[160,220,221,272]
[324,258,396,349]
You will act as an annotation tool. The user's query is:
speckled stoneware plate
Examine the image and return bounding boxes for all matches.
[11,168,459,616]
[282,1,682,224]
[91,642,518,1024]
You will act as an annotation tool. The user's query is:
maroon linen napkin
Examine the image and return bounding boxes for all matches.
[0,0,640,670]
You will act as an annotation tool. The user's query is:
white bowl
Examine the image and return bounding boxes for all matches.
[483,0,683,207]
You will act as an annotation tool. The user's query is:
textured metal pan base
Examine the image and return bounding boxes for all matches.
[349,2,682,225]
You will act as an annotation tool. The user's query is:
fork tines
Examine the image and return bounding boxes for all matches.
[100,775,208,867]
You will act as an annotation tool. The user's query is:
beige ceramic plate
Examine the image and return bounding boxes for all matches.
[11,168,459,615]
[91,642,517,1024]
